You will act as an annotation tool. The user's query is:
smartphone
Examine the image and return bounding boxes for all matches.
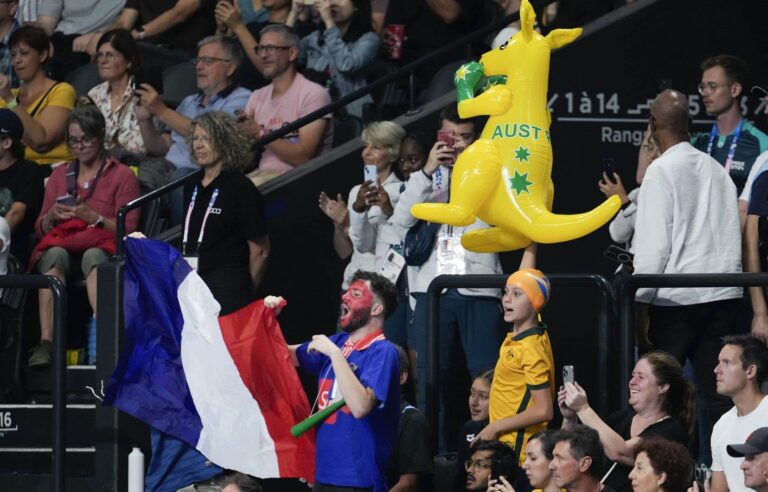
[490,459,502,483]
[437,130,455,150]
[601,158,617,184]
[56,195,78,207]
[563,365,575,384]
[695,464,711,491]
[363,164,377,186]
[603,244,634,266]
[132,66,164,94]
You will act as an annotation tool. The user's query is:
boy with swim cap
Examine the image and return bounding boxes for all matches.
[473,269,555,465]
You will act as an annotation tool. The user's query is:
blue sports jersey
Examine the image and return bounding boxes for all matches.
[297,330,400,492]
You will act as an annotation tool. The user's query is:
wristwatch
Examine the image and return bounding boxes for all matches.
[136,26,145,40]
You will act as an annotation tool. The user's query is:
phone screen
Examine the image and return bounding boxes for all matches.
[601,158,616,184]
[563,365,575,384]
[56,195,78,207]
[363,164,378,186]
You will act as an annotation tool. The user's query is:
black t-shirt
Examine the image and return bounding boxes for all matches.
[387,402,433,490]
[0,159,43,265]
[182,171,267,315]
[126,0,216,53]
[603,408,688,492]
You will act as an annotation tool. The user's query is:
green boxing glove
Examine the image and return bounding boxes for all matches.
[454,61,485,103]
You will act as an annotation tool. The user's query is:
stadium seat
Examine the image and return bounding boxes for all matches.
[66,63,102,97]
[362,59,402,121]
[421,59,470,103]
[162,61,198,108]
[333,116,363,147]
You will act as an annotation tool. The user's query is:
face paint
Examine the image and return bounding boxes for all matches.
[338,280,374,332]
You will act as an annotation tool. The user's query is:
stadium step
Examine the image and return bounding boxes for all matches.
[23,364,97,396]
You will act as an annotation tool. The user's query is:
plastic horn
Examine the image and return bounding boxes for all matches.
[290,399,346,437]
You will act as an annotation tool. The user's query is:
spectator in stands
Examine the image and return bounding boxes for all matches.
[183,111,269,315]
[82,0,217,65]
[288,270,400,492]
[690,55,768,226]
[633,89,741,432]
[218,472,263,492]
[88,29,145,157]
[710,335,768,492]
[239,24,332,186]
[0,0,19,88]
[628,436,693,492]
[388,343,432,491]
[0,25,75,170]
[29,104,140,367]
[454,368,494,492]
[465,440,522,492]
[549,426,610,492]
[134,35,251,225]
[348,121,405,343]
[518,430,560,492]
[16,0,37,24]
[36,0,123,80]
[743,148,768,345]
[559,351,692,492]
[286,0,380,119]
[391,105,501,450]
[397,131,429,182]
[0,109,43,267]
[726,427,768,492]
[474,269,553,468]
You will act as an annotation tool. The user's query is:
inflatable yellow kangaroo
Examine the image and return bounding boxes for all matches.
[411,0,620,253]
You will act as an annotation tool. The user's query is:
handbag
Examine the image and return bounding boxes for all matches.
[403,220,440,266]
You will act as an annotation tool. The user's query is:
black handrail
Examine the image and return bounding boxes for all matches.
[114,168,203,258]
[0,275,66,491]
[618,273,768,406]
[247,0,558,152]
[425,273,614,448]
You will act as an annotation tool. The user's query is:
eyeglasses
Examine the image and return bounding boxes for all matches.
[254,45,292,55]
[67,136,96,148]
[193,56,232,66]
[96,51,122,61]
[464,459,493,471]
[697,82,734,95]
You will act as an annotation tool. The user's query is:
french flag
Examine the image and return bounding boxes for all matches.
[103,238,315,485]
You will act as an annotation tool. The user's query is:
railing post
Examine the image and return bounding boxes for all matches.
[49,275,67,492]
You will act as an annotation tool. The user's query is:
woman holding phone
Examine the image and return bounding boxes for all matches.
[29,104,141,367]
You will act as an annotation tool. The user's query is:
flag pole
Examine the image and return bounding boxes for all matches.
[290,399,346,437]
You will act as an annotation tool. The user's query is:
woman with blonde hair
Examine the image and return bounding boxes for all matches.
[183,111,270,315]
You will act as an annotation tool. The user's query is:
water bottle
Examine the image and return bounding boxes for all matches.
[128,447,144,492]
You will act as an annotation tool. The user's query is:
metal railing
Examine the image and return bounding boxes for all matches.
[617,273,768,405]
[0,275,66,491]
[425,273,614,443]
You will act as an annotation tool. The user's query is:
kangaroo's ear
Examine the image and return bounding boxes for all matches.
[545,28,582,49]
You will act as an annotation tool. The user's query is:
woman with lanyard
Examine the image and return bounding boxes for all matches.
[29,104,140,367]
[182,111,269,315]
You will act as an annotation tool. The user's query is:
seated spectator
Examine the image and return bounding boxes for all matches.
[88,29,145,157]
[36,0,123,80]
[218,471,263,492]
[28,104,140,367]
[549,426,611,492]
[0,25,75,170]
[521,430,560,492]
[396,131,429,182]
[465,440,524,492]
[559,351,692,492]
[0,0,20,88]
[287,0,380,119]
[0,109,43,266]
[726,427,768,492]
[238,24,332,185]
[82,0,217,65]
[454,368,494,492]
[628,436,693,492]
[348,121,405,342]
[710,335,768,492]
[134,35,251,224]
[388,343,433,490]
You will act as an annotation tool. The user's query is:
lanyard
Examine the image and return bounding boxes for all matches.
[182,185,220,256]
[706,119,743,173]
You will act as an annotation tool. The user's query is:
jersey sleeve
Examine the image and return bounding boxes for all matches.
[295,341,326,375]
[521,337,551,389]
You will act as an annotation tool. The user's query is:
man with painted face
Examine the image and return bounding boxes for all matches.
[289,270,401,492]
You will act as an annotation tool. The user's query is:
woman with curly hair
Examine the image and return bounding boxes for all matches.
[183,111,269,315]
[629,436,693,492]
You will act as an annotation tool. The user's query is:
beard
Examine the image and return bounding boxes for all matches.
[338,309,371,333]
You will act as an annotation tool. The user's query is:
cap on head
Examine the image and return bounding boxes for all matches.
[506,268,550,311]
[727,427,768,457]
[0,109,23,142]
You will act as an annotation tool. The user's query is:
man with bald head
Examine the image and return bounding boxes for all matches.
[632,89,742,428]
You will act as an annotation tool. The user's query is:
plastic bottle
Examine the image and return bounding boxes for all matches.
[128,447,144,492]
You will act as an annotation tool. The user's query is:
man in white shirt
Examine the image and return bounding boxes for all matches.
[633,89,742,429]
[710,335,768,492]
